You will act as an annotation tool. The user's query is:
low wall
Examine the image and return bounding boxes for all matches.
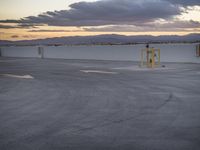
[43,45,140,61]
[0,46,41,58]
[0,43,200,63]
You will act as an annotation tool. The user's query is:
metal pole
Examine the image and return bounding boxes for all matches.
[158,49,161,66]
[141,49,144,67]
[146,48,149,67]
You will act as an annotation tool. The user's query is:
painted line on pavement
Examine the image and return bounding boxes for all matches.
[80,70,118,74]
[0,74,34,79]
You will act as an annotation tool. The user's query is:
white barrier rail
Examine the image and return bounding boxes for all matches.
[0,44,200,63]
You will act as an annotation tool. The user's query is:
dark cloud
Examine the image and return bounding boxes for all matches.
[28,29,82,32]
[10,35,36,38]
[11,35,19,38]
[84,20,200,32]
[157,20,200,29]
[0,24,17,29]
[22,35,37,38]
[17,23,39,28]
[0,0,182,27]
[0,0,199,31]
[166,0,200,6]
[0,23,38,29]
[0,19,20,23]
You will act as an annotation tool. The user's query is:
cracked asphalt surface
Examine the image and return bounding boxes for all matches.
[0,57,200,150]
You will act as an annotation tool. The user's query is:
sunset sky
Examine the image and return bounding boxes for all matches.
[0,0,200,41]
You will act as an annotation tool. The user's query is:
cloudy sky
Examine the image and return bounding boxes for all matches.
[0,0,200,40]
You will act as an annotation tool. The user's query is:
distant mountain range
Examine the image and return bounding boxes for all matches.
[0,34,200,46]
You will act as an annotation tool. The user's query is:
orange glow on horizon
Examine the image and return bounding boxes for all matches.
[1,29,200,41]
[0,2,200,41]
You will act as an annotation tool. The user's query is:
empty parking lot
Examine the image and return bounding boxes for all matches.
[0,58,200,150]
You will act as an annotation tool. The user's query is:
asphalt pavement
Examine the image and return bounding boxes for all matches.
[0,57,200,150]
